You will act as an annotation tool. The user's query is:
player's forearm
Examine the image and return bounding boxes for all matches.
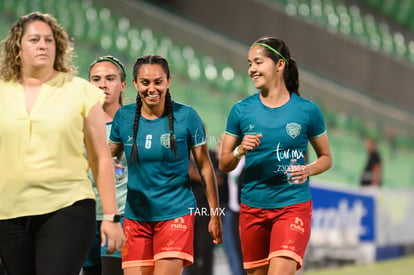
[201,165,220,211]
[219,151,241,173]
[95,157,119,215]
[307,154,332,176]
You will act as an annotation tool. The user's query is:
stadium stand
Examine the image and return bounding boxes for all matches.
[1,0,413,189]
[2,1,414,272]
[268,0,414,63]
[361,0,414,31]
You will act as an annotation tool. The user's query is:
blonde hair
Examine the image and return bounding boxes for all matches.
[0,11,77,81]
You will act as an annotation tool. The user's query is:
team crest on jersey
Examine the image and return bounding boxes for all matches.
[286,122,301,138]
[160,133,171,149]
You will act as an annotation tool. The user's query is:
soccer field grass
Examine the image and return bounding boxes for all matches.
[301,255,414,275]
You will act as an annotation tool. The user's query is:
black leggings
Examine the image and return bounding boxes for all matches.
[0,199,96,275]
[82,257,123,275]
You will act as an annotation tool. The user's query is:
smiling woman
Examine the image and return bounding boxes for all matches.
[108,54,223,275]
[0,12,124,275]
[219,36,333,275]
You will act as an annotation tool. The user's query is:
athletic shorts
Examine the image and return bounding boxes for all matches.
[239,201,312,270]
[121,214,194,269]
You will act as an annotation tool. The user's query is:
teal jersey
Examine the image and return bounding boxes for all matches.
[225,92,326,209]
[89,122,128,219]
[110,101,204,221]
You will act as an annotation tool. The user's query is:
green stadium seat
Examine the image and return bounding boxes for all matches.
[377,23,394,54]
[394,0,412,26]
[309,0,325,24]
[323,0,340,32]
[408,41,414,62]
[126,28,143,59]
[379,0,399,16]
[336,4,352,35]
[167,44,186,73]
[283,0,297,16]
[297,1,310,18]
[363,14,381,50]
[349,5,366,41]
[393,32,407,57]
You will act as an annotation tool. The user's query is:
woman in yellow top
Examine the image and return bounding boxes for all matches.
[0,12,124,275]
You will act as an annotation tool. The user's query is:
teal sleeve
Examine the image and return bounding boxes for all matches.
[225,103,241,137]
[308,102,326,138]
[187,107,207,147]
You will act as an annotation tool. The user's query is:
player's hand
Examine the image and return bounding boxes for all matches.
[239,134,263,155]
[100,220,124,254]
[208,215,223,245]
[285,165,308,184]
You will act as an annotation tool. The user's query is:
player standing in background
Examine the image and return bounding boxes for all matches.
[82,55,128,275]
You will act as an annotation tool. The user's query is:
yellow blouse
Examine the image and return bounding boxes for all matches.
[0,72,104,219]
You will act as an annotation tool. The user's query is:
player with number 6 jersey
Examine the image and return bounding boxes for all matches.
[108,55,222,275]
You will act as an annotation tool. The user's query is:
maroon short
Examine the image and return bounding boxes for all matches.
[239,201,312,270]
[122,214,194,269]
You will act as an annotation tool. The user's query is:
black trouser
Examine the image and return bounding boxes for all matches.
[82,257,123,275]
[0,199,96,275]
[184,213,214,275]
[0,258,5,275]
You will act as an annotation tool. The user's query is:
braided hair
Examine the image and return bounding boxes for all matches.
[253,37,300,96]
[130,55,177,162]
